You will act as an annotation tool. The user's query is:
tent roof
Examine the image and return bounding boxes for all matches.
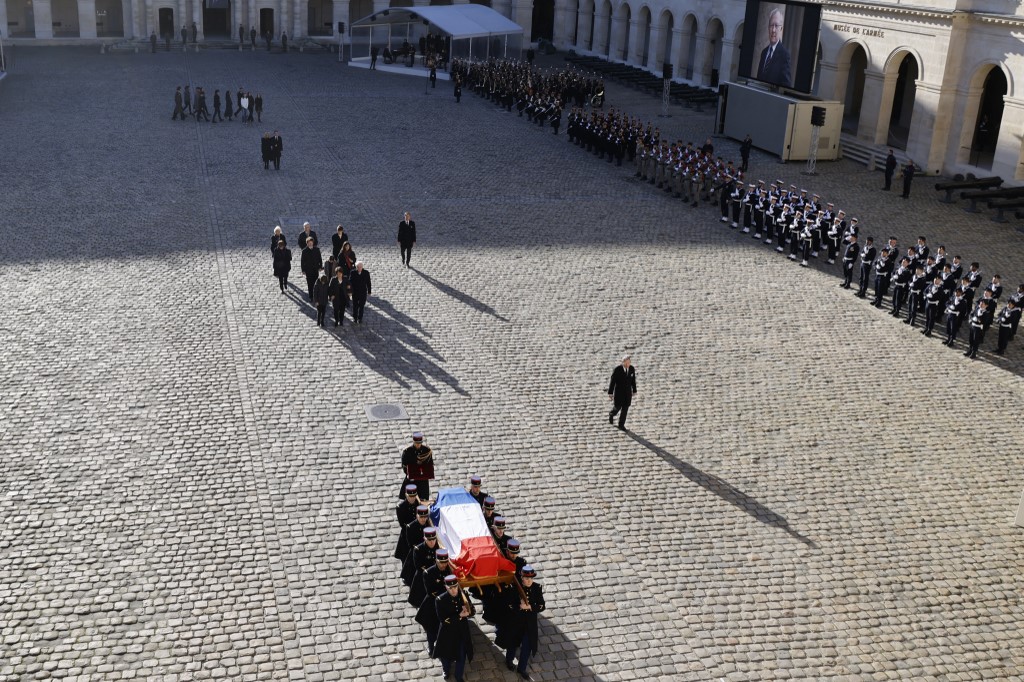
[351,4,524,40]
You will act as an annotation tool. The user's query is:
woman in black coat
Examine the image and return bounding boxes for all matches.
[312,274,330,327]
[272,239,291,292]
[261,132,272,169]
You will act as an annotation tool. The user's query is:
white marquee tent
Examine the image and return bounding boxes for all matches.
[350,5,525,64]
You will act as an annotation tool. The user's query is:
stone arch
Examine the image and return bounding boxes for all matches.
[52,0,81,36]
[680,12,698,80]
[883,46,924,82]
[880,49,920,149]
[532,0,554,42]
[835,39,869,134]
[958,62,1009,168]
[578,0,595,50]
[729,20,743,81]
[612,1,630,61]
[703,16,724,87]
[599,0,612,55]
[637,5,651,66]
[655,8,673,70]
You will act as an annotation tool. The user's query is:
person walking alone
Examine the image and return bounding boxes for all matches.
[272,237,292,293]
[398,212,416,267]
[607,354,637,431]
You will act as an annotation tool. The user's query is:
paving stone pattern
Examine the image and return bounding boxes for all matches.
[1,48,1024,681]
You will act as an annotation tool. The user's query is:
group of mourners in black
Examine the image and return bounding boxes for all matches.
[171,85,264,124]
[270,222,372,327]
[394,471,545,682]
[711,178,1023,358]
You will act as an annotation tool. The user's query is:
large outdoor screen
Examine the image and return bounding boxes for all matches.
[737,0,821,94]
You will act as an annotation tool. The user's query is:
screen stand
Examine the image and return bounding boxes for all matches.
[658,79,671,118]
[802,124,820,175]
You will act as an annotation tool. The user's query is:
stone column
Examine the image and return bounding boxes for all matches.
[332,0,348,34]
[855,70,885,142]
[872,70,899,145]
[292,0,304,38]
[608,13,624,60]
[79,0,98,38]
[34,0,54,38]
[646,22,662,71]
[248,0,255,39]
[592,10,608,55]
[491,0,512,19]
[177,0,185,40]
[670,27,684,77]
[816,60,840,103]
[575,8,591,51]
[626,19,641,63]
[905,80,940,173]
[143,0,152,38]
[690,36,706,85]
[552,0,568,48]
[0,0,9,39]
[991,97,1024,179]
[512,0,533,44]
[193,0,204,40]
[232,0,241,40]
[719,37,736,83]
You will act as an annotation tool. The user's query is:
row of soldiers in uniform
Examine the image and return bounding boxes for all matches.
[393,478,545,681]
[712,179,1024,358]
[450,58,606,129]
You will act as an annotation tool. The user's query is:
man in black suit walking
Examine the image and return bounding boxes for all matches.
[398,212,416,267]
[607,355,637,431]
[755,9,791,88]
[349,261,372,324]
[271,131,283,170]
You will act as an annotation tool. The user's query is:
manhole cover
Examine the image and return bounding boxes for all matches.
[365,403,409,422]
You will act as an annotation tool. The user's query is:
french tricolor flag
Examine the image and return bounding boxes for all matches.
[430,487,516,579]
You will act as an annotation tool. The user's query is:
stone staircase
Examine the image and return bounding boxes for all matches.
[839,133,910,172]
[107,37,329,52]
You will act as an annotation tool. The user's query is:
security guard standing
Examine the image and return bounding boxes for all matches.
[840,233,858,289]
[993,300,1020,354]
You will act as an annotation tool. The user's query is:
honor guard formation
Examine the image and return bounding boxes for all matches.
[394,443,546,682]
[448,57,1023,361]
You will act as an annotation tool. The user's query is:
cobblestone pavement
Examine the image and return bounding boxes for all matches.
[2,47,1024,682]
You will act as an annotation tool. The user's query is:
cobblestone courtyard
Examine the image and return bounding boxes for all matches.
[2,47,1023,681]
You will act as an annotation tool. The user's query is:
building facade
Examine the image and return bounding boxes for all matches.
[5,0,1023,179]
[0,0,538,43]
[546,0,1024,180]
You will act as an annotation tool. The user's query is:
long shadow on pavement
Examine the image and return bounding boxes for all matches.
[627,432,816,548]
[466,615,600,682]
[283,289,468,395]
[412,267,510,323]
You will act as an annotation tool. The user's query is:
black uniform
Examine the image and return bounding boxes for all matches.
[840,241,858,288]
[871,252,894,307]
[496,581,546,675]
[432,590,475,678]
[944,294,969,345]
[921,281,947,337]
[890,263,912,316]
[994,304,1021,354]
[401,540,437,587]
[856,243,877,298]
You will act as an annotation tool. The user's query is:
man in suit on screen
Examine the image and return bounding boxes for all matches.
[756,8,792,87]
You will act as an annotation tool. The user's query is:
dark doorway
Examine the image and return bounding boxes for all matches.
[842,45,867,134]
[256,7,272,37]
[887,55,918,150]
[159,7,175,38]
[96,0,124,36]
[531,0,554,42]
[971,67,1007,169]
[203,0,230,35]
